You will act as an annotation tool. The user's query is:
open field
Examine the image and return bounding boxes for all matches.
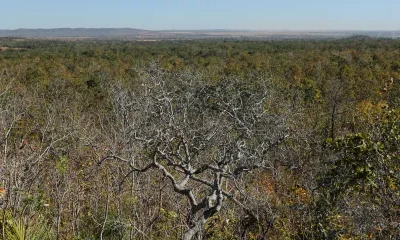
[0,46,25,51]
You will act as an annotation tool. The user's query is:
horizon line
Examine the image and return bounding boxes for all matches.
[1,28,399,32]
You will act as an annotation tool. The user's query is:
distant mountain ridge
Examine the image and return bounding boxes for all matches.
[0,28,399,39]
[0,28,151,38]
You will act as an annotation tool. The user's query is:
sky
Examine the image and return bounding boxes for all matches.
[0,0,399,31]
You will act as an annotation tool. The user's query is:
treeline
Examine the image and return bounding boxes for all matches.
[0,37,399,239]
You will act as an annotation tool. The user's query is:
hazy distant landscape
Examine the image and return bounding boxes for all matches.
[1,28,399,40]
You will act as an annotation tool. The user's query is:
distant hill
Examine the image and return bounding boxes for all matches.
[0,28,152,38]
[0,28,399,40]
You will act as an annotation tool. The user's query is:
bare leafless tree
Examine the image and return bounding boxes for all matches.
[99,66,289,239]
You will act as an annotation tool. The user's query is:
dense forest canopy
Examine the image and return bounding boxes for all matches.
[0,37,400,239]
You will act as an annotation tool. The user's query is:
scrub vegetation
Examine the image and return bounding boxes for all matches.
[0,37,400,239]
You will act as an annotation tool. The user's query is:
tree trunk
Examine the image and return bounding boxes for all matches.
[182,218,205,240]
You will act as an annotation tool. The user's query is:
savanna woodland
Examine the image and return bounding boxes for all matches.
[0,37,400,240]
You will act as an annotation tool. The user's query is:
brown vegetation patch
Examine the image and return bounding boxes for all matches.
[0,46,25,51]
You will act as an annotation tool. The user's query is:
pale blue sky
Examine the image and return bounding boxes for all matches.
[0,0,399,30]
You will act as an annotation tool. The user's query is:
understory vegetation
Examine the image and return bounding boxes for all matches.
[0,37,400,239]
